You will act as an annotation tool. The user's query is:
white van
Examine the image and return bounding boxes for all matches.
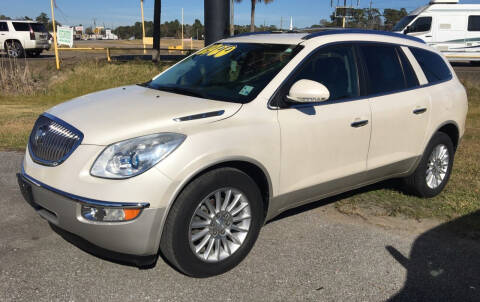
[393,0,480,62]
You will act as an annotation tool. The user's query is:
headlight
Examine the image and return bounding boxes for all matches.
[91,133,186,179]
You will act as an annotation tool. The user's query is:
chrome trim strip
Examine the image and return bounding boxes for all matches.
[303,29,426,44]
[173,110,225,122]
[20,166,150,209]
[28,112,84,167]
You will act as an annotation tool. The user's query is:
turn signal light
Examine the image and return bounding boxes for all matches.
[81,206,142,222]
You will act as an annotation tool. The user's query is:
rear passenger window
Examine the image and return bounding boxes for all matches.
[12,22,30,31]
[410,47,452,83]
[0,22,8,32]
[360,44,405,95]
[468,16,480,31]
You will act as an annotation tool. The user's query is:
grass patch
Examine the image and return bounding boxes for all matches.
[0,59,170,150]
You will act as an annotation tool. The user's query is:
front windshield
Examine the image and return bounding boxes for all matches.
[147,43,303,103]
[393,15,416,32]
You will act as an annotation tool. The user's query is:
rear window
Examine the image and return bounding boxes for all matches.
[359,44,405,95]
[12,22,30,31]
[410,47,452,83]
[468,16,480,31]
[30,23,47,32]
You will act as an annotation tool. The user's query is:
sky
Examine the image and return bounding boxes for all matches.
[2,0,480,29]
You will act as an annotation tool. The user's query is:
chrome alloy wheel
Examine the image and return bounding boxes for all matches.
[188,188,252,263]
[426,144,450,189]
[7,42,20,58]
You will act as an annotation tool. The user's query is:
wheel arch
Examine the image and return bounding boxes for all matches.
[436,121,460,151]
[156,157,273,250]
[4,39,22,48]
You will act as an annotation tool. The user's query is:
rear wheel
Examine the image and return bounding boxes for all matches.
[6,41,24,58]
[403,132,454,198]
[160,168,264,277]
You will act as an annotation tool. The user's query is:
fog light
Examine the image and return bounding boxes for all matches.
[81,205,141,222]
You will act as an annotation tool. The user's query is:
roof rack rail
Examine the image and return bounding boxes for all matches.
[303,29,425,44]
[233,30,305,38]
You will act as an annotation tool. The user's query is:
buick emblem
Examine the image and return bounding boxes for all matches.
[34,125,48,145]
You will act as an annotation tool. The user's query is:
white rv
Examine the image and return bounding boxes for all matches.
[393,0,480,62]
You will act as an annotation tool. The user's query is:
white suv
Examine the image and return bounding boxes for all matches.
[0,20,50,58]
[18,29,468,277]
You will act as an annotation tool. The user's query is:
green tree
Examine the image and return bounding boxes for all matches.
[24,16,32,21]
[383,8,408,30]
[0,14,11,20]
[235,0,274,32]
[36,12,49,26]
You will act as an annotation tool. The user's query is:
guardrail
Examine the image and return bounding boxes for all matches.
[56,47,196,62]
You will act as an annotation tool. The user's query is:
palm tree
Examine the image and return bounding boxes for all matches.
[236,0,274,32]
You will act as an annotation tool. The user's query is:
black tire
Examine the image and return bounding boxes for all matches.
[403,132,455,198]
[6,41,24,58]
[160,167,264,277]
[27,51,41,58]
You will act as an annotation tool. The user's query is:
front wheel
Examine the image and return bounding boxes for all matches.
[403,132,455,198]
[160,168,264,277]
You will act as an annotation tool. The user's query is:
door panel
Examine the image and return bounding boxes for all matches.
[367,89,430,173]
[278,101,371,206]
[275,44,371,210]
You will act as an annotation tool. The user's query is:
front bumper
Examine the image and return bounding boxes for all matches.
[17,169,165,258]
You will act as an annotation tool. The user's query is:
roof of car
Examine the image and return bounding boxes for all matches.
[222,28,425,45]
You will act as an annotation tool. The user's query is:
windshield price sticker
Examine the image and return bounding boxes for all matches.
[196,44,237,58]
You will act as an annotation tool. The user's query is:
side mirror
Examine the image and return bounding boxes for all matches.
[286,79,330,104]
[404,26,411,34]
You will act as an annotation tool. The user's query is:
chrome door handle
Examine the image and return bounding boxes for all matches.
[425,35,432,38]
[413,108,427,115]
[351,120,369,128]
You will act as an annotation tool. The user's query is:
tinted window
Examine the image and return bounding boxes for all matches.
[398,49,419,88]
[409,17,432,33]
[12,22,30,31]
[410,47,452,83]
[30,23,47,32]
[468,16,480,31]
[288,44,359,101]
[0,22,8,32]
[393,15,416,32]
[360,44,405,95]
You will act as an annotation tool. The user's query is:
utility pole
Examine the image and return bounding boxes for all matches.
[141,0,146,54]
[280,16,283,31]
[181,8,184,49]
[50,0,60,70]
[369,0,373,29]
[153,0,161,62]
[230,0,234,36]
[342,0,346,28]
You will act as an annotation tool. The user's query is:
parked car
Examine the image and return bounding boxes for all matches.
[393,0,480,63]
[0,20,50,58]
[17,29,468,277]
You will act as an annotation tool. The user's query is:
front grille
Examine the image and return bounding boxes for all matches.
[28,114,83,166]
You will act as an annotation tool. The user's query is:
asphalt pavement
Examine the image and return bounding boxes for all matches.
[1,151,479,301]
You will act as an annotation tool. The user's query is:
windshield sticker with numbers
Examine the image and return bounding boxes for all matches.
[196,44,237,58]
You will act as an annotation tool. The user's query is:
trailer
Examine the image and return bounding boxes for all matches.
[393,0,480,62]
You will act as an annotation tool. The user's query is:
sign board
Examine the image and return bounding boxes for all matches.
[57,26,73,48]
[74,26,84,33]
[335,7,354,18]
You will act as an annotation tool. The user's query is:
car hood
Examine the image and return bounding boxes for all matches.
[46,85,242,145]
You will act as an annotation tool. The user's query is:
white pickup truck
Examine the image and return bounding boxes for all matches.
[0,20,50,58]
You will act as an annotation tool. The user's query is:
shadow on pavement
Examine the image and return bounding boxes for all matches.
[388,210,480,302]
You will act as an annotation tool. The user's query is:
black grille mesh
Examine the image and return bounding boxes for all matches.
[28,115,82,166]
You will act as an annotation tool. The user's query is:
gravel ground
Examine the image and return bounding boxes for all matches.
[1,152,479,302]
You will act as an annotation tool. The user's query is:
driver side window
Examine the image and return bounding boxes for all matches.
[286,44,360,103]
[409,17,432,33]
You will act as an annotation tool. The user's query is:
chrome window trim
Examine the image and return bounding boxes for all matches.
[20,165,150,209]
[28,112,84,167]
[173,110,225,122]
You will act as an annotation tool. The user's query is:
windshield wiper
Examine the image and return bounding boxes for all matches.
[149,85,206,99]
